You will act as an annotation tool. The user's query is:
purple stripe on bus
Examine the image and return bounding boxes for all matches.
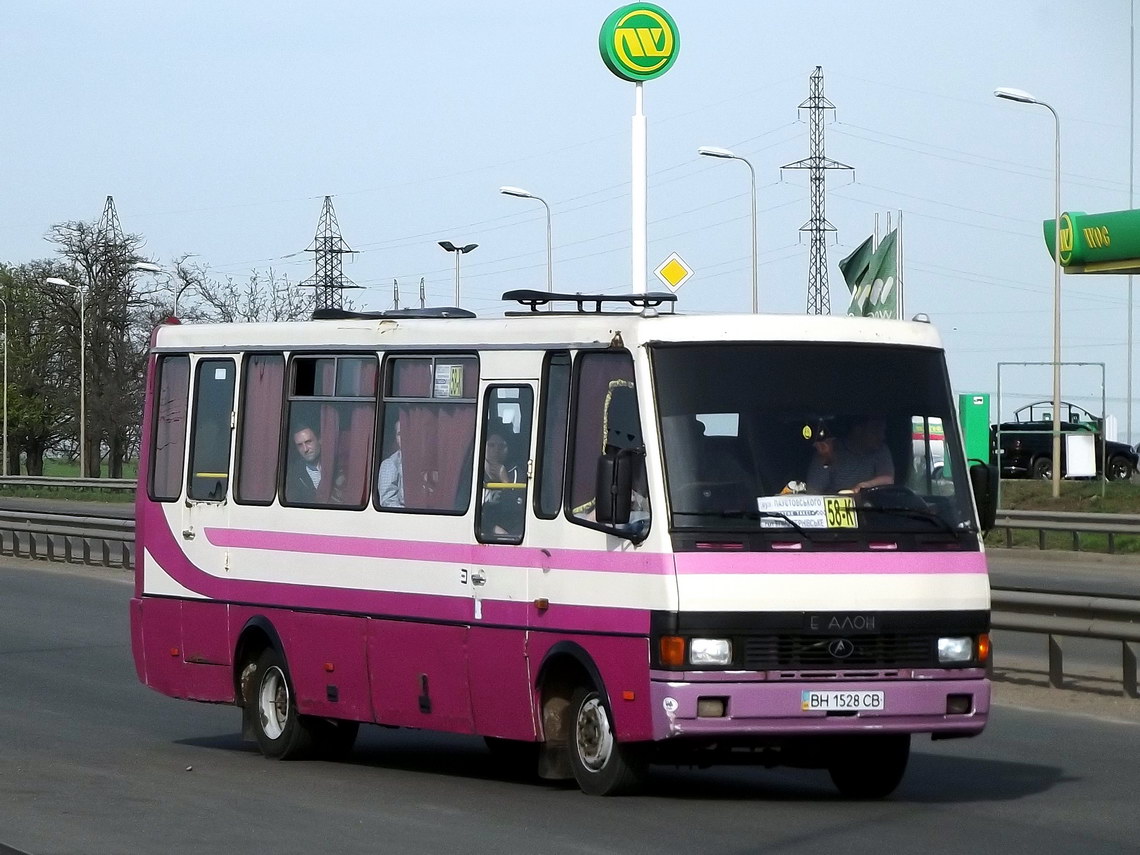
[202,526,675,575]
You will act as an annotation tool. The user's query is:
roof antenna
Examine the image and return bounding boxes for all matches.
[392,279,400,310]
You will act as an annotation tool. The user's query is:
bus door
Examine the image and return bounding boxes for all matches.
[468,382,538,739]
[181,357,236,555]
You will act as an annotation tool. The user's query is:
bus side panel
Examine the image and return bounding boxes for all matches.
[132,597,186,699]
[368,620,474,734]
[530,632,654,743]
[268,610,373,723]
[468,626,537,741]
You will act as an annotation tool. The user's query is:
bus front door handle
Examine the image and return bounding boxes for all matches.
[470,570,486,587]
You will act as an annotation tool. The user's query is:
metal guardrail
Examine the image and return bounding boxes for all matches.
[0,508,134,569]
[0,475,135,493]
[993,509,1140,553]
[992,587,1140,697]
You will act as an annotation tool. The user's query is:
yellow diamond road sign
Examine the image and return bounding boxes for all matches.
[654,251,693,291]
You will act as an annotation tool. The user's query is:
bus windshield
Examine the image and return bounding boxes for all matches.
[651,342,975,542]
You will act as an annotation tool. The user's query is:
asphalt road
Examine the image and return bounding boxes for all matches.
[1,560,1139,854]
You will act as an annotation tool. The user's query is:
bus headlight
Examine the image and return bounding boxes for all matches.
[937,636,973,664]
[689,638,732,666]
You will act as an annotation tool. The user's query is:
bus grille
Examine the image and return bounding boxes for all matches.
[743,634,936,670]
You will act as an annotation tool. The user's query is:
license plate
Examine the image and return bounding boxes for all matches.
[823,496,858,528]
[801,690,884,711]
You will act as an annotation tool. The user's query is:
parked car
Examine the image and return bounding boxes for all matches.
[990,401,1137,481]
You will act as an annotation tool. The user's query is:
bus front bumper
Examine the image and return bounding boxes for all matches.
[649,670,989,740]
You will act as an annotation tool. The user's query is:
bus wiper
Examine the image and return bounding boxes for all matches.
[673,508,821,540]
[855,504,971,535]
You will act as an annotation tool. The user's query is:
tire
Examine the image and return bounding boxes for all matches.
[1031,457,1052,480]
[248,647,315,760]
[1106,455,1133,482]
[827,733,910,799]
[567,686,646,796]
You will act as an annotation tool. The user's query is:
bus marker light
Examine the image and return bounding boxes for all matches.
[533,598,549,611]
[946,694,972,715]
[622,690,635,701]
[660,636,685,666]
[324,663,335,672]
[976,634,991,662]
[169,647,180,657]
[697,697,726,718]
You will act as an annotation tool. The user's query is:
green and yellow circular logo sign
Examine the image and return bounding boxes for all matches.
[1058,211,1075,266]
[599,4,679,82]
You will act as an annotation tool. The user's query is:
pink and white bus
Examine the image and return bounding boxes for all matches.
[131,291,996,798]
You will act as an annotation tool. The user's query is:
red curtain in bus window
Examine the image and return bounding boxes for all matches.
[237,354,284,502]
[434,404,476,511]
[316,404,341,504]
[152,355,190,500]
[337,403,375,506]
[402,404,437,509]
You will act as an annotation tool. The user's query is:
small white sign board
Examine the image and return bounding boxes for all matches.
[1064,433,1097,477]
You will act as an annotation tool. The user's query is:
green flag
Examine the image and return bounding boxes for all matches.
[841,230,899,318]
[839,235,874,301]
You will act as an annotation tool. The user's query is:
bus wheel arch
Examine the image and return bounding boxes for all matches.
[535,643,645,795]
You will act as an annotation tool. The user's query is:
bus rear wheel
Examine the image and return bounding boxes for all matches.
[827,733,910,799]
[567,686,646,796]
[248,647,315,759]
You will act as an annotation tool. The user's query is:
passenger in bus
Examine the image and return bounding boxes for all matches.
[288,424,345,503]
[806,415,895,495]
[481,430,524,535]
[377,417,404,508]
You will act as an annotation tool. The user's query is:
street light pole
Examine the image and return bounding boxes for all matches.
[995,87,1063,498]
[698,146,758,312]
[499,186,553,292]
[0,297,7,476]
[437,241,478,307]
[45,277,85,477]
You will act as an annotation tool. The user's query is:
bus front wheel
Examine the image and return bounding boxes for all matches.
[827,733,910,799]
[248,647,314,760]
[567,686,646,796]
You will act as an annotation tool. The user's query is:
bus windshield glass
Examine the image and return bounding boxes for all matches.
[651,342,975,542]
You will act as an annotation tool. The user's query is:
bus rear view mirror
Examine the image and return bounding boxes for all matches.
[595,451,633,525]
[969,462,998,532]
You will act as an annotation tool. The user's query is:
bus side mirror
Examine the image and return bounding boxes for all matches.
[969,462,998,532]
[595,450,633,525]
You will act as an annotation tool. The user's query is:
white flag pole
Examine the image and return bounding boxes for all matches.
[632,82,647,294]
[897,209,905,320]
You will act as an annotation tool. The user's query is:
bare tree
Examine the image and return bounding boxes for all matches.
[181,265,316,323]
[46,219,147,477]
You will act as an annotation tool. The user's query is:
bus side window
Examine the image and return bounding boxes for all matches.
[567,351,650,534]
[187,358,236,502]
[535,351,570,518]
[283,355,377,508]
[150,354,190,502]
[377,355,479,513]
[235,353,284,504]
[477,386,534,543]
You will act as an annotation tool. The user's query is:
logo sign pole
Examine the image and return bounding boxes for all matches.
[599,4,680,294]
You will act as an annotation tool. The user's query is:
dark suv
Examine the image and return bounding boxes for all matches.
[990,401,1137,481]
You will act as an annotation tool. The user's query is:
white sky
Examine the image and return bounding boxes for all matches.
[1,1,1137,435]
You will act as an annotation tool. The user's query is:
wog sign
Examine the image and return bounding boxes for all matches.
[599,3,680,82]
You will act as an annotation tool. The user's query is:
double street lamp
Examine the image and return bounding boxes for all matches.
[499,186,553,293]
[437,241,478,307]
[699,145,758,313]
[994,86,1063,498]
[45,277,86,477]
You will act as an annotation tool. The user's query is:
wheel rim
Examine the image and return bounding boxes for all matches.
[575,695,614,772]
[258,665,290,740]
